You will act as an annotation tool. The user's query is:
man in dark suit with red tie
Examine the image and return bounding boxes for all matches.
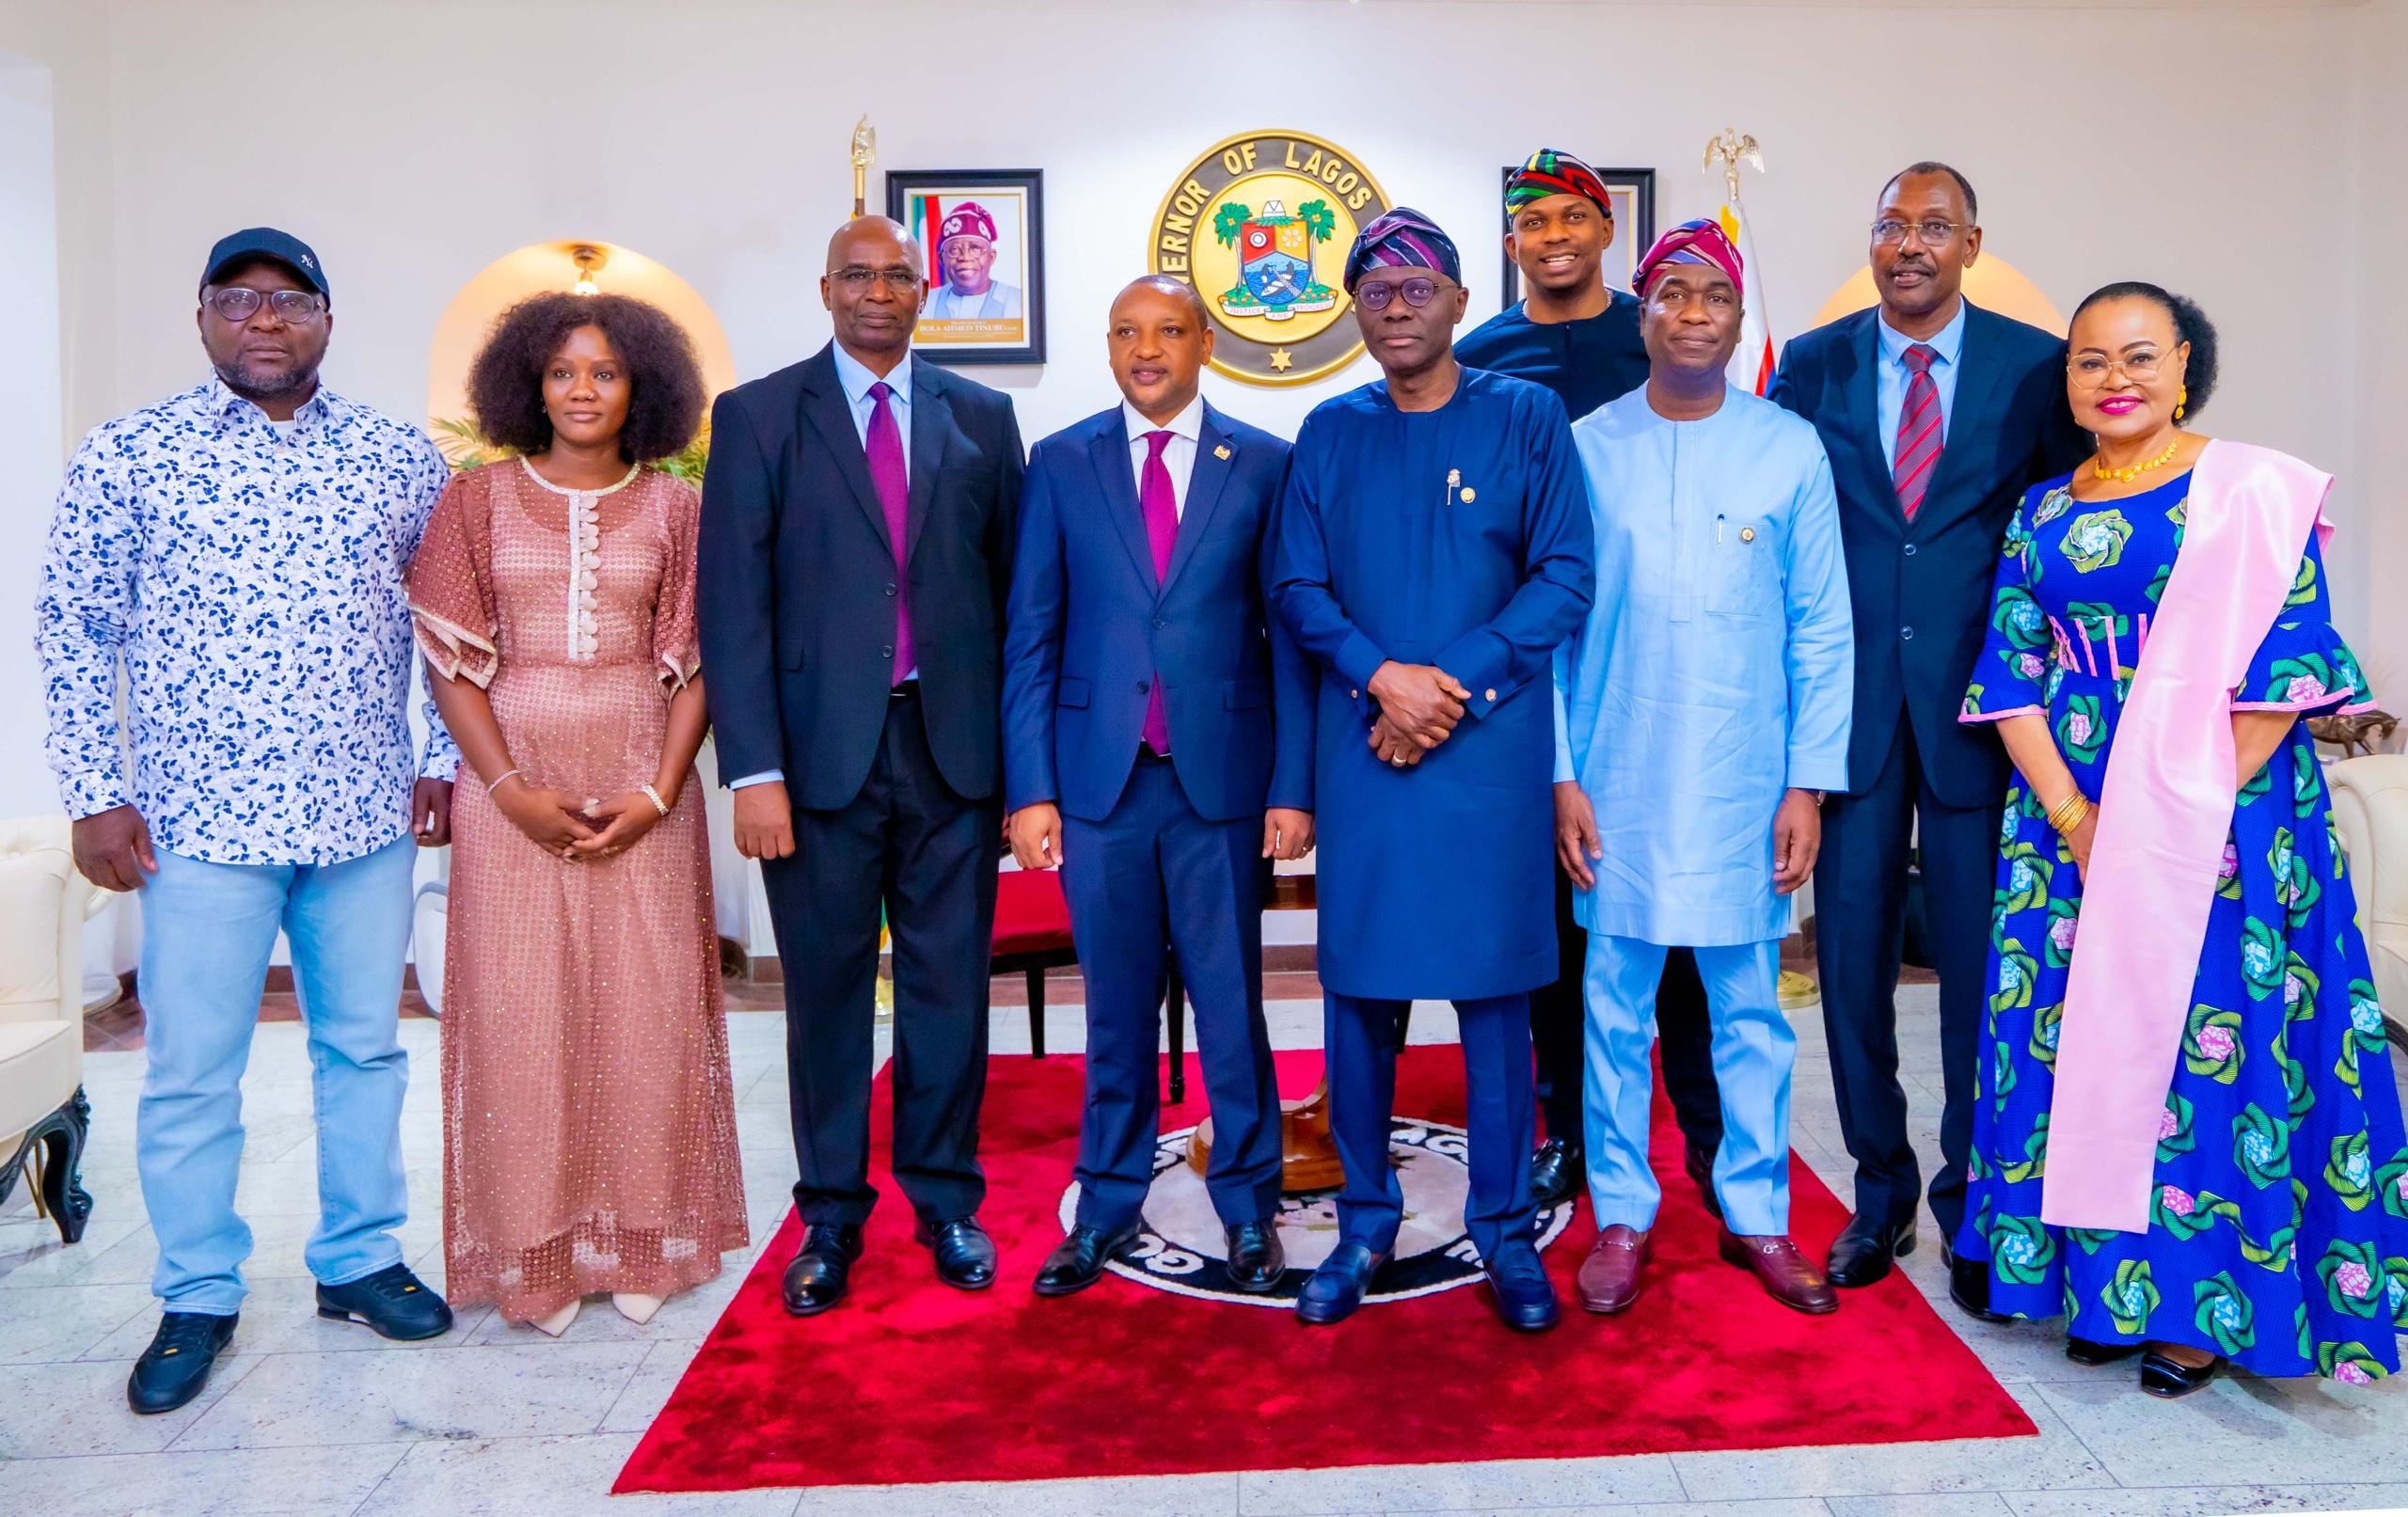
[698,215,1024,1316]
[1766,163,2086,1313]
[1003,276,1315,1297]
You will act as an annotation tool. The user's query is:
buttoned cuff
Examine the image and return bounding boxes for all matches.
[1435,631,1511,720]
[59,769,131,820]
[1335,632,1387,693]
[730,770,785,790]
[1785,753,1851,794]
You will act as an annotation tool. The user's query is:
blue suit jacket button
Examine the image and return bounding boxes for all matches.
[1136,680,1149,693]
[1900,626,1915,640]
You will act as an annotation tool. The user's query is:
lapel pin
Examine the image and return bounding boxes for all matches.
[1460,487,1477,504]
[1214,444,1231,461]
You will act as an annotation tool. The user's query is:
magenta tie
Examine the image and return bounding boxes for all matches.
[1139,430,1179,756]
[866,381,914,685]
[1892,343,1941,522]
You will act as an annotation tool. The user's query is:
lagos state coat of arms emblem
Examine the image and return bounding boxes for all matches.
[1148,130,1393,386]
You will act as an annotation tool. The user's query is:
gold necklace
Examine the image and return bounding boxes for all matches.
[2091,435,2182,485]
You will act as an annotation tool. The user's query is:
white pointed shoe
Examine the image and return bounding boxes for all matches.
[530,1298,581,1337]
[611,1292,665,1325]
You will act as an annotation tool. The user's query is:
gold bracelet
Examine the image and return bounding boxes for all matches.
[2048,791,2091,833]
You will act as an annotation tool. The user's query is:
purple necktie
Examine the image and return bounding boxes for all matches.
[866,381,913,685]
[1139,430,1179,756]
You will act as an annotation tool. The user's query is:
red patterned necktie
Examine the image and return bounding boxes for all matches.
[1138,430,1179,756]
[865,381,913,685]
[1892,343,1941,522]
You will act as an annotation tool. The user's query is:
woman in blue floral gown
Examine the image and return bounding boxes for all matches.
[1956,283,2408,1396]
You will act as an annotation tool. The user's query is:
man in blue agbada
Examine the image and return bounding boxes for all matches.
[1273,208,1594,1333]
[1552,219,1854,1317]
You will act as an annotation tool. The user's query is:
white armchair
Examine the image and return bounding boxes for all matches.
[0,817,106,1243]
[2325,755,2408,1040]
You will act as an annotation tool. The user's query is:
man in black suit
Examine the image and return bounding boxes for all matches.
[698,215,1025,1315]
[1766,163,2085,1312]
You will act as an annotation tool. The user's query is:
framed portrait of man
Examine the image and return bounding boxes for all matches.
[1496,166,1656,309]
[887,168,1046,364]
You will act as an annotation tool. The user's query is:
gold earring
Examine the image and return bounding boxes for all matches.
[2175,385,2187,422]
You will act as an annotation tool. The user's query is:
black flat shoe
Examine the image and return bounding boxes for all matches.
[1826,1212,1915,1288]
[1224,1218,1286,1294]
[1482,1245,1560,1333]
[782,1222,864,1316]
[2141,1349,2225,1398]
[914,1214,998,1290]
[127,1311,238,1414]
[1941,1241,2014,1324]
[316,1263,452,1341]
[1296,1241,1388,1326]
[1684,1140,1725,1221]
[2067,1336,2142,1367]
[1033,1222,1139,1296]
[1530,1136,1581,1208]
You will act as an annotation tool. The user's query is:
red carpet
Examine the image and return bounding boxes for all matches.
[615,1048,2032,1493]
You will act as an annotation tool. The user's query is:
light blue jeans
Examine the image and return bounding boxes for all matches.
[136,835,419,1314]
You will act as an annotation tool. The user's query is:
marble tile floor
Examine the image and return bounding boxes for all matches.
[4,988,2406,1517]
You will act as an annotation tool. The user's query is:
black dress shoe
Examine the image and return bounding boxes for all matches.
[127,1311,237,1414]
[2067,1336,2142,1367]
[1826,1212,1915,1288]
[782,1222,864,1317]
[1941,1241,2014,1323]
[1224,1218,1286,1294]
[1482,1244,1560,1333]
[2141,1348,2225,1398]
[1296,1241,1388,1326]
[316,1263,452,1340]
[1033,1222,1139,1296]
[1530,1135,1581,1208]
[1684,1140,1725,1221]
[914,1214,998,1290]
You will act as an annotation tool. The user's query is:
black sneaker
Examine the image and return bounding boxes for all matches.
[127,1310,238,1414]
[315,1263,453,1340]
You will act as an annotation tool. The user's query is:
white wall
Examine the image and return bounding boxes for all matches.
[0,47,61,814]
[2,0,2401,951]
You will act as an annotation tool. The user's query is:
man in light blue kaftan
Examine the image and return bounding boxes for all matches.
[1552,219,1853,1315]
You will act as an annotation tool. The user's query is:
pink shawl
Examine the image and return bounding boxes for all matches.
[2041,439,2334,1231]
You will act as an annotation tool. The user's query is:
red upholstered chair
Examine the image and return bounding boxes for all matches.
[990,867,1189,1101]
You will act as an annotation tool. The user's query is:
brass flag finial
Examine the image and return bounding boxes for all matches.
[849,115,878,218]
[1703,128,1765,204]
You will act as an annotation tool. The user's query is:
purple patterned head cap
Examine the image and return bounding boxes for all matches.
[1342,207,1462,294]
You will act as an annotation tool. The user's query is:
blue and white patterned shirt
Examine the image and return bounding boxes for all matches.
[37,379,461,866]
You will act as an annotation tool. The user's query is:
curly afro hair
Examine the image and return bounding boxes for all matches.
[2071,280,2220,420]
[467,292,705,463]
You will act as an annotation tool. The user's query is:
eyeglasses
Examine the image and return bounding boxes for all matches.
[204,287,325,324]
[1870,219,1965,246]
[834,266,922,290]
[2067,350,2172,389]
[1354,276,1452,312]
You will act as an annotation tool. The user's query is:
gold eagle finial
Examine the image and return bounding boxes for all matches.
[1703,129,1765,203]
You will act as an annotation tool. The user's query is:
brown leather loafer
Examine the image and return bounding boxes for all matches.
[1576,1225,1650,1314]
[1718,1225,1839,1314]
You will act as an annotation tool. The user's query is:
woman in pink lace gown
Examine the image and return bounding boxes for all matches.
[407,293,745,1334]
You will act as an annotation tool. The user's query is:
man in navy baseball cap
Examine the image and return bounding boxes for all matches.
[196,227,334,412]
[198,226,329,301]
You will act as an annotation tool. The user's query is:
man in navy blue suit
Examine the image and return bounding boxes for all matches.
[1003,275,1316,1297]
[1766,163,2086,1313]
